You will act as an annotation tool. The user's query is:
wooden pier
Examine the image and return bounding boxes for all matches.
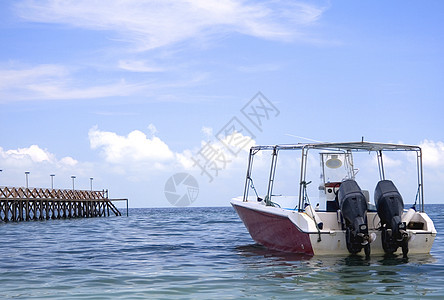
[0,186,126,222]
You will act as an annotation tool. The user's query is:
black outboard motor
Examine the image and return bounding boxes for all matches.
[374,180,409,257]
[338,179,371,257]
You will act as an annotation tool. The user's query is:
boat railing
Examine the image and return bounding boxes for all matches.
[242,141,426,213]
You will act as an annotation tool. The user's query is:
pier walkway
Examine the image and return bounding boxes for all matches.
[0,186,126,222]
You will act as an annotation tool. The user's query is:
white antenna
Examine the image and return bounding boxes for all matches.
[285,134,324,143]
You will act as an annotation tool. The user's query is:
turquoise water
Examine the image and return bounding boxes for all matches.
[0,205,443,299]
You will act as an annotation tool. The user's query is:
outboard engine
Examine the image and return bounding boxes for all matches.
[374,180,409,257]
[338,179,371,257]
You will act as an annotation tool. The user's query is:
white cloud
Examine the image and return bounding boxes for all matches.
[88,126,175,165]
[0,126,257,206]
[87,125,257,176]
[118,60,165,72]
[3,145,54,163]
[190,129,257,178]
[0,145,86,190]
[147,124,158,136]
[60,156,78,167]
[7,1,327,102]
[217,130,256,156]
[377,153,403,168]
[16,0,326,51]
[0,63,210,102]
[201,126,213,140]
[419,140,444,167]
[175,150,195,170]
[0,125,258,196]
[0,64,146,102]
[0,145,79,167]
[0,64,68,90]
[26,79,145,100]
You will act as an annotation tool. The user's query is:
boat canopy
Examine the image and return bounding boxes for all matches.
[243,141,424,213]
[251,141,421,152]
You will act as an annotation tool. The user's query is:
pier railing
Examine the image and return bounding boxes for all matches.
[0,186,126,222]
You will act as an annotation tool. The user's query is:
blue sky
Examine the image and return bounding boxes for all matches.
[0,0,443,207]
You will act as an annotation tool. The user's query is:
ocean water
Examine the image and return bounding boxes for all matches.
[1,205,443,299]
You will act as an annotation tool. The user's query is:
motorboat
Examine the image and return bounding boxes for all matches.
[231,141,436,258]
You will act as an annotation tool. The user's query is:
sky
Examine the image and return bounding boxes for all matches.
[0,0,443,208]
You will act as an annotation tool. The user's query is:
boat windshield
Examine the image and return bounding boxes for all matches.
[320,152,355,185]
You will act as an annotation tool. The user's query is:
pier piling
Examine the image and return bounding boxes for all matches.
[0,186,125,222]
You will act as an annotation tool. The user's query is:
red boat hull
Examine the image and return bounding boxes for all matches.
[232,203,314,255]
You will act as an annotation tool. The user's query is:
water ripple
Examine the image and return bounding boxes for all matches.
[0,205,443,299]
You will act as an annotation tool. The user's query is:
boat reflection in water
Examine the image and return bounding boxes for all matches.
[233,241,436,296]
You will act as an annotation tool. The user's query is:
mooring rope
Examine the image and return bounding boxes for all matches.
[302,181,321,242]
[249,177,260,200]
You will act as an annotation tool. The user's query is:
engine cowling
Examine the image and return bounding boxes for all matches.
[374,180,408,257]
[338,179,370,256]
